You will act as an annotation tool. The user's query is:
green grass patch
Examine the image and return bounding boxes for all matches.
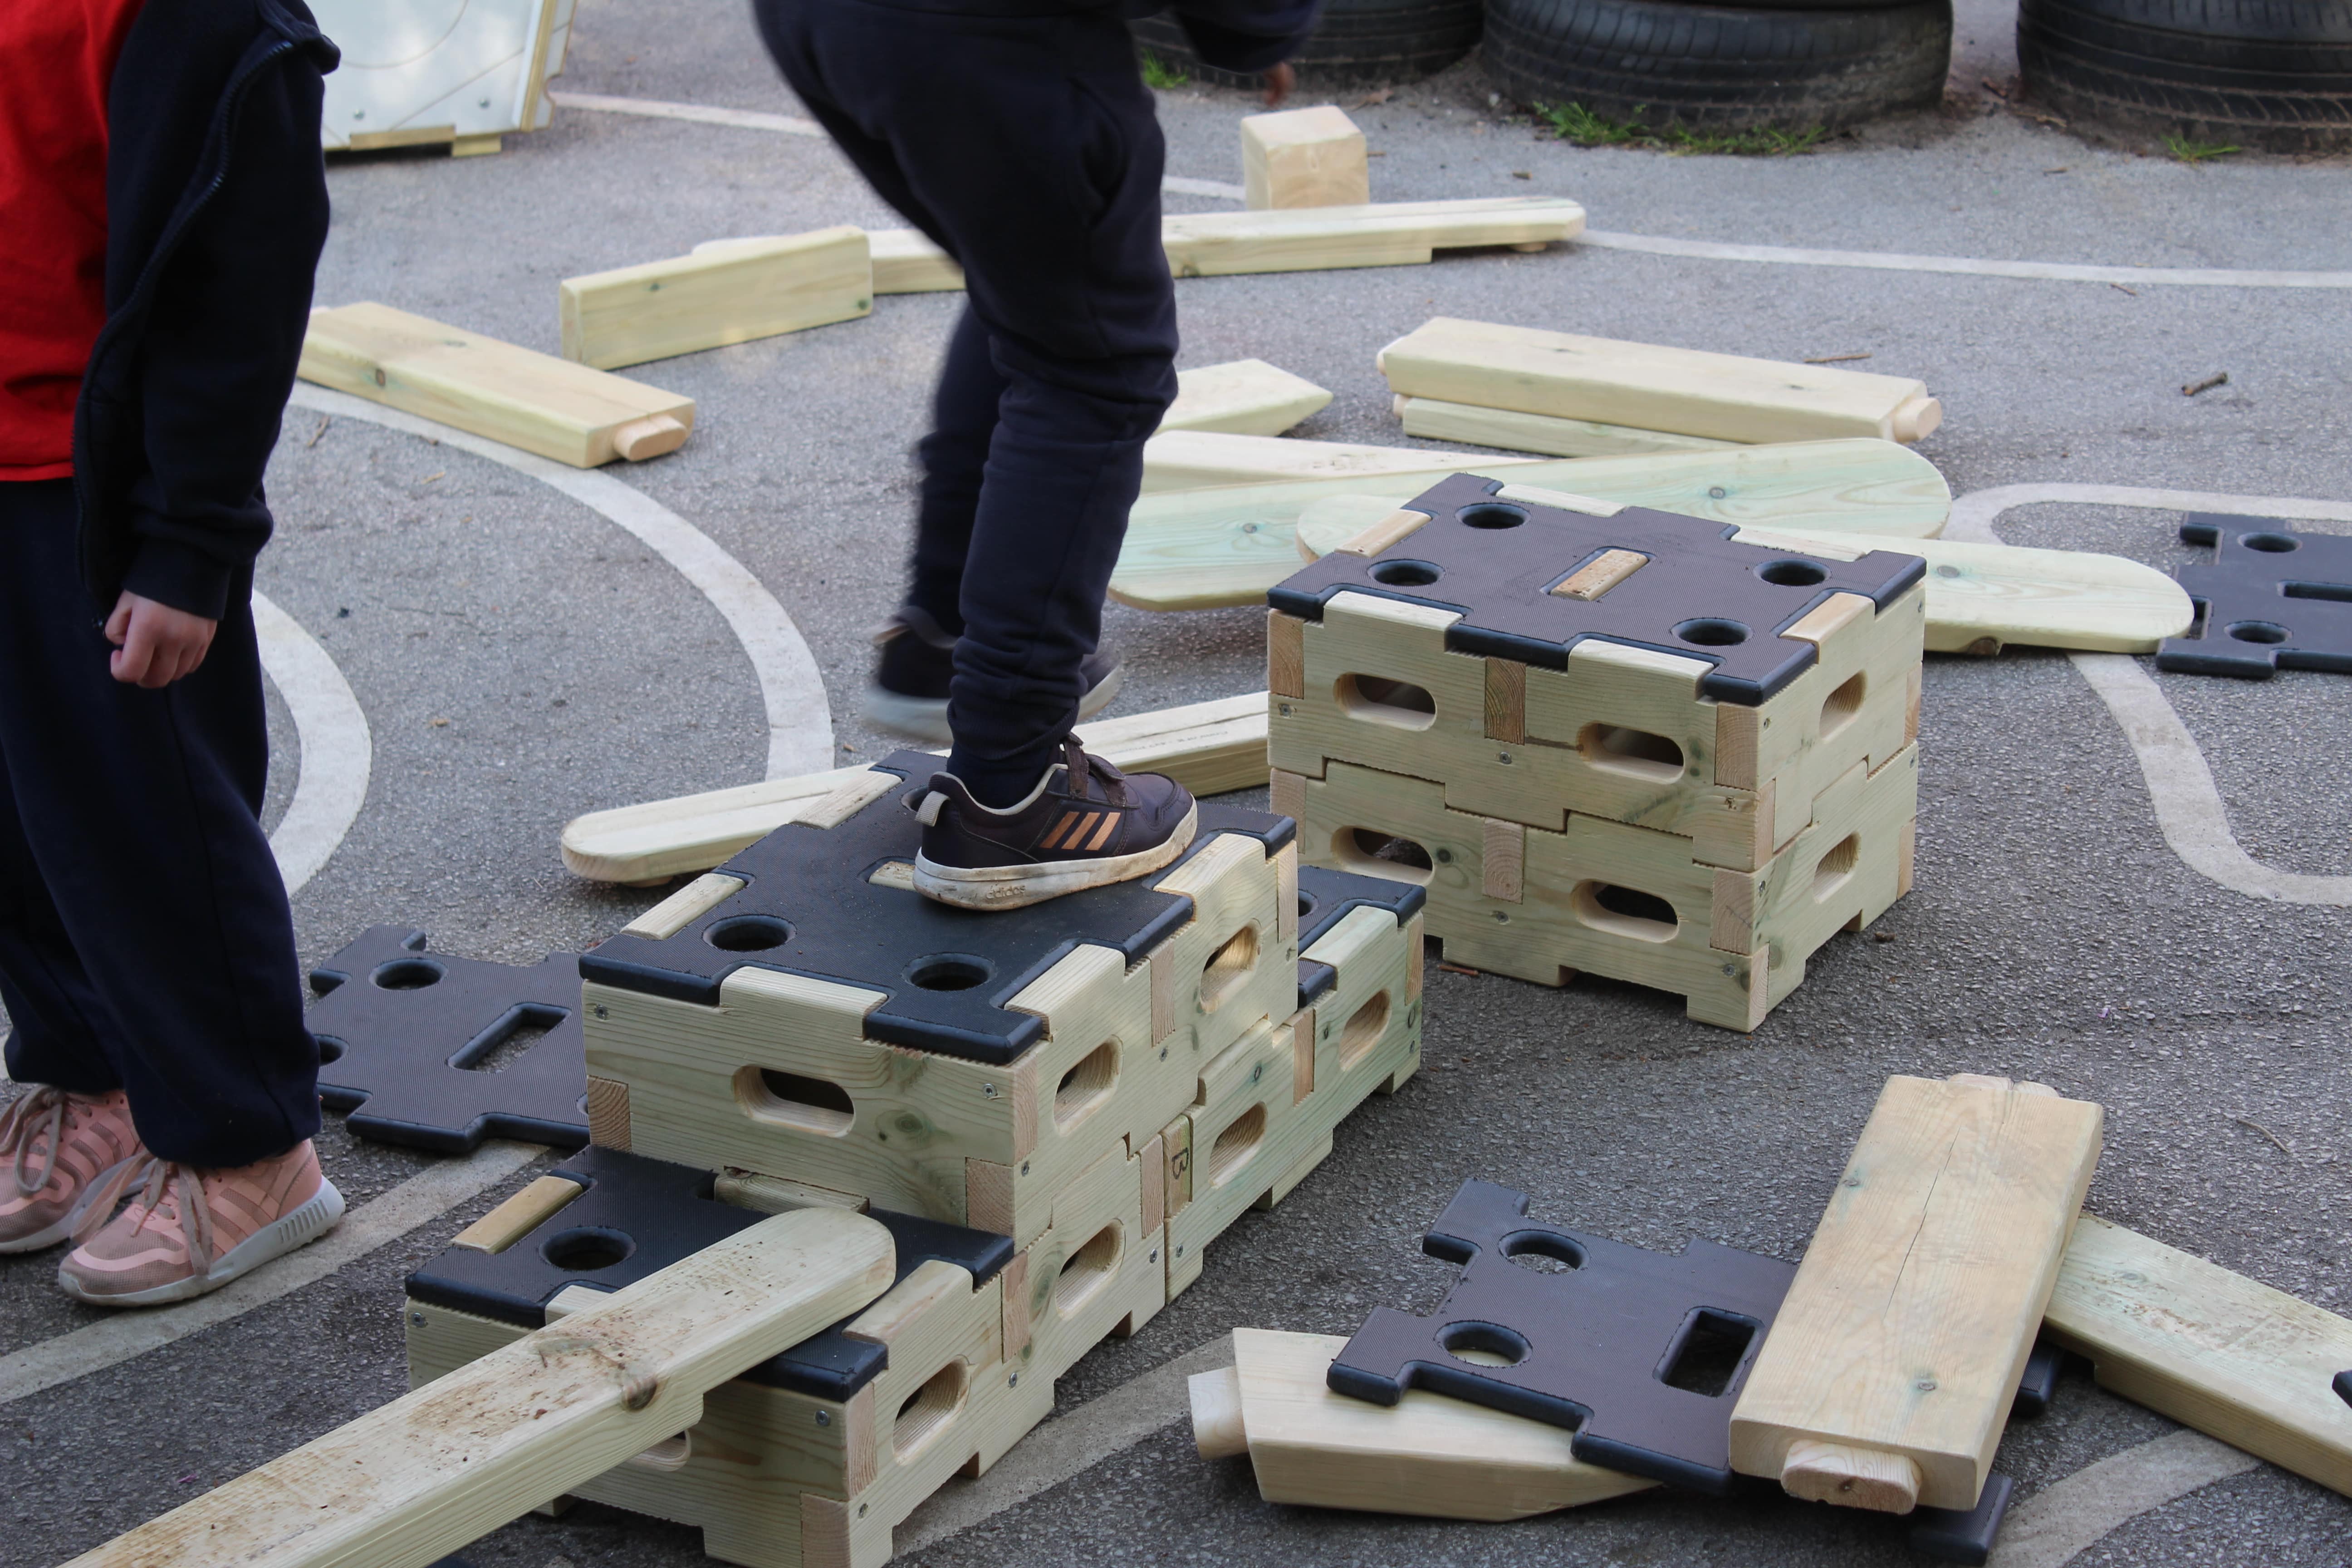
[2162,133,2240,163]
[1140,50,1189,90]
[1536,101,1826,157]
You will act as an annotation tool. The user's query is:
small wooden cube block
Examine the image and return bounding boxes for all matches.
[1241,106,1371,210]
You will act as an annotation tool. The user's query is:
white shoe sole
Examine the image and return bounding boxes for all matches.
[914,802,1197,911]
[0,1154,139,1255]
[862,664,1125,746]
[56,1177,347,1308]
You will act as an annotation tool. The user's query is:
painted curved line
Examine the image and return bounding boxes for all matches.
[286,384,834,778]
[1988,1430,2259,1568]
[252,590,373,897]
[1950,482,2352,906]
[1578,230,2352,291]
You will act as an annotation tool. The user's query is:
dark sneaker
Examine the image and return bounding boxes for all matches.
[863,606,1123,744]
[912,738,1197,910]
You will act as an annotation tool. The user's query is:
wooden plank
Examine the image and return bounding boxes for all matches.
[1112,438,1951,612]
[1161,360,1334,437]
[1163,197,1583,277]
[560,692,1269,884]
[2044,1214,2352,1498]
[1729,1075,2103,1512]
[72,1209,894,1568]
[1551,548,1649,601]
[1396,395,1741,458]
[1378,318,1942,445]
[1241,106,1370,209]
[451,1175,584,1254]
[1140,429,1524,493]
[559,227,872,370]
[867,228,965,294]
[1216,1329,1656,1519]
[299,303,693,468]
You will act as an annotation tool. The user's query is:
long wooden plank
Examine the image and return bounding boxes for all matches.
[1379,318,1941,445]
[1396,395,1742,458]
[1160,360,1333,437]
[1111,438,1951,612]
[559,226,872,369]
[1729,1074,2103,1513]
[1164,197,1582,276]
[559,691,1269,884]
[1204,1329,1655,1519]
[2044,1214,2352,1497]
[1141,430,1533,492]
[299,303,694,467]
[67,1208,896,1568]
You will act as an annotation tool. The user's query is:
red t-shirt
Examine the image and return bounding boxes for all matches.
[0,0,149,481]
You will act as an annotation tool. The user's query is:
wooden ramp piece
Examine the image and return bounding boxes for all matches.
[300,303,694,467]
[559,226,872,370]
[1141,429,1530,492]
[1160,360,1334,437]
[1729,1074,2103,1514]
[2044,1213,2352,1498]
[1396,395,1743,458]
[64,1207,895,1568]
[1195,1329,1656,1520]
[1379,318,1942,446]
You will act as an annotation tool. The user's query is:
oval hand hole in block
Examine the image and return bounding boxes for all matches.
[1572,882,1679,942]
[1578,723,1685,782]
[1502,1230,1586,1274]
[1441,1320,1530,1368]
[2243,533,2300,553]
[1054,1041,1118,1130]
[1199,926,1261,1013]
[628,1433,693,1471]
[1337,990,1391,1070]
[893,1360,969,1460]
[541,1225,634,1273]
[1334,828,1435,885]
[706,915,792,952]
[1209,1104,1266,1187]
[734,1066,856,1136]
[1055,1222,1123,1319]
[1656,1308,1759,1398]
[1819,671,1867,742]
[1813,833,1859,902]
[370,958,445,990]
[315,1037,347,1065]
[1674,617,1750,647]
[1337,672,1438,730]
[2225,620,2291,644]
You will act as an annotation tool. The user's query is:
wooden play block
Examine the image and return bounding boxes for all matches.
[560,227,872,370]
[1160,360,1334,437]
[1163,1016,1331,1297]
[1110,438,1952,612]
[1379,318,1942,446]
[558,690,1271,886]
[1241,106,1372,210]
[1141,430,1529,493]
[69,1207,895,1568]
[2044,1214,2352,1499]
[695,228,968,294]
[1730,1075,2103,1513]
[1002,1142,1167,1385]
[1162,197,1583,277]
[299,303,694,467]
[1196,1329,1657,1519]
[316,0,571,157]
[1396,395,1741,458]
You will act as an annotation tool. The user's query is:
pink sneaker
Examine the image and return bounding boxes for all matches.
[0,1087,143,1254]
[57,1139,344,1307]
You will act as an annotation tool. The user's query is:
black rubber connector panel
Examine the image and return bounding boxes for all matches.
[2020,0,2352,147]
[1130,0,1481,89]
[1485,0,1953,129]
[1294,863,1427,1008]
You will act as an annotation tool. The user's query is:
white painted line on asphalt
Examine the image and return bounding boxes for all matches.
[895,1334,1234,1554]
[252,589,372,897]
[1164,175,1248,200]
[0,1140,539,1409]
[550,89,826,137]
[1578,230,2352,290]
[1950,483,2352,906]
[1988,1430,2259,1568]
[287,385,835,779]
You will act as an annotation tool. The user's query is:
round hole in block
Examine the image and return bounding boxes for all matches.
[1054,1041,1118,1130]
[734,1066,855,1136]
[1502,1231,1586,1274]
[1336,673,1437,730]
[1334,827,1434,885]
[1441,1321,1530,1368]
[1337,991,1391,1070]
[1576,723,1685,783]
[1813,833,1860,901]
[908,955,990,991]
[1369,558,1441,588]
[1055,1222,1123,1319]
[2225,620,2290,645]
[1820,672,1867,741]
[1199,926,1261,1013]
[1757,559,1830,588]
[706,915,792,952]
[370,958,445,990]
[315,1037,346,1066]
[2242,533,2300,553]
[541,1226,634,1273]
[892,1360,970,1460]
[1571,882,1679,942]
[1457,503,1527,530]
[1674,617,1750,647]
[1209,1104,1266,1188]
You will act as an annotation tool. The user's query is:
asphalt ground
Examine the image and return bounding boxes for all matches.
[6,2,2352,1563]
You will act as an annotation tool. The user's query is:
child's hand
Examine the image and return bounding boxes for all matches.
[104,592,218,688]
[1262,62,1295,108]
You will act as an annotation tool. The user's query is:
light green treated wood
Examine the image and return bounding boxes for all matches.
[1161,360,1333,436]
[1110,439,1951,612]
[1396,396,1740,458]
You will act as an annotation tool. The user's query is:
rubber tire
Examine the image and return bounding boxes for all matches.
[2020,0,2352,148]
[1484,0,1953,129]
[1131,0,1483,88]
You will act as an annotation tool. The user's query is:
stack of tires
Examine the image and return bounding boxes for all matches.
[2019,0,2352,151]
[1130,0,1485,88]
[1483,0,1953,130]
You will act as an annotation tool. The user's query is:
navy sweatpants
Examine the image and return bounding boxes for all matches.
[0,477,318,1167]
[754,0,1181,804]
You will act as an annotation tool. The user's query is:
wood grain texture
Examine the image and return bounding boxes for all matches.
[1004,1144,1165,1384]
[77,1210,894,1568]
[451,1175,585,1254]
[1161,360,1333,436]
[1396,395,1741,458]
[1241,106,1370,209]
[1729,1074,2103,1511]
[1162,197,1582,277]
[2044,1214,2352,1498]
[300,303,695,467]
[1140,429,1518,493]
[560,227,872,370]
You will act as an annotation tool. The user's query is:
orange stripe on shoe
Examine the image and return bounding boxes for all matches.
[1039,811,1081,850]
[1085,812,1121,851]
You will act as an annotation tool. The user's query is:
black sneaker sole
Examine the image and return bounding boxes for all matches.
[862,665,1124,745]
[912,802,1198,911]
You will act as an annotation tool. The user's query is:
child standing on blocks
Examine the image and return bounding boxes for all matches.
[0,0,346,1304]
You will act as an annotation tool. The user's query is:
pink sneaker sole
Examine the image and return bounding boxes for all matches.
[56,1178,347,1308]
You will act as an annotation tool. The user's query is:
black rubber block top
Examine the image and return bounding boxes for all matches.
[1327,1179,1797,1494]
[406,1146,1013,1401]
[1294,863,1426,1009]
[309,927,589,1155]
[2157,515,2352,678]
[581,752,1294,1065]
[1267,473,1926,705]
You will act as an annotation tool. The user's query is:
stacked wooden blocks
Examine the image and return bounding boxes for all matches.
[402,755,1422,1568]
[1266,473,1928,1029]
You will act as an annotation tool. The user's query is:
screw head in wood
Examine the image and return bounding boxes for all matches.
[982,1083,998,1097]
[1497,751,1514,764]
[1279,703,1294,715]
[1020,1161,1029,1176]
[592,1004,608,1019]
[1915,1379,1938,1392]
[409,1311,426,1327]
[816,1411,831,1426]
